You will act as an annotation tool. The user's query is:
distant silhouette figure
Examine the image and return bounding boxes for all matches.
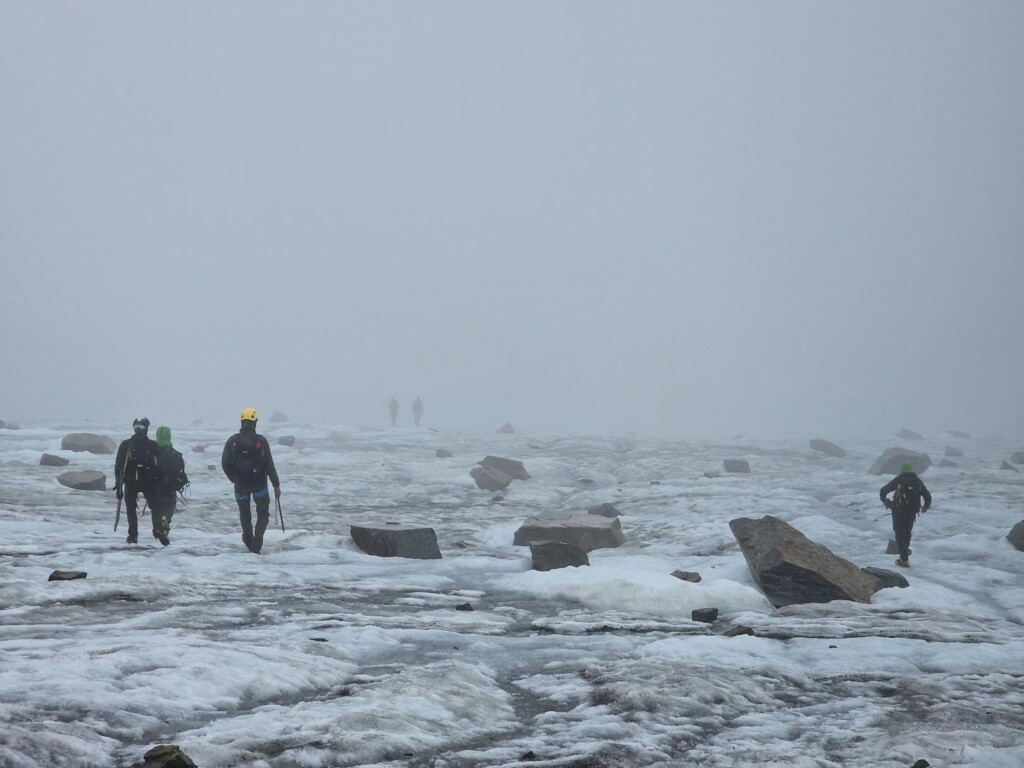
[388,398,399,426]
[412,396,424,427]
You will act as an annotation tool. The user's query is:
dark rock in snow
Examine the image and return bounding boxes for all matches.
[869,448,931,475]
[911,760,931,768]
[944,445,964,457]
[131,744,199,768]
[435,448,453,458]
[703,471,721,479]
[48,570,87,581]
[897,429,924,440]
[723,625,754,637]
[191,445,205,453]
[470,465,514,492]
[1007,522,1024,552]
[350,523,442,559]
[455,603,473,611]
[479,456,530,480]
[862,566,909,590]
[672,570,702,583]
[809,439,847,458]
[40,453,70,467]
[57,470,106,491]
[61,432,117,454]
[496,422,516,434]
[587,503,621,518]
[692,607,718,623]
[268,411,289,423]
[515,513,624,552]
[730,515,880,605]
[277,435,296,447]
[1000,460,1019,472]
[1011,451,1024,464]
[723,459,750,473]
[530,540,590,571]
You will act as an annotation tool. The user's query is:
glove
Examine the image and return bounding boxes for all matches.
[116,488,123,500]
[882,500,891,510]
[274,485,282,498]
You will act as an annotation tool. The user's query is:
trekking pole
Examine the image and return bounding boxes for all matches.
[114,452,130,531]
[114,494,122,531]
[276,496,285,533]
[140,501,147,518]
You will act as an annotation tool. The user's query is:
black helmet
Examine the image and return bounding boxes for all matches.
[133,417,150,433]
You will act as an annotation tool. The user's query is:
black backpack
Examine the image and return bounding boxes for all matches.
[233,432,267,490]
[893,475,922,513]
[159,447,189,492]
[127,439,158,485]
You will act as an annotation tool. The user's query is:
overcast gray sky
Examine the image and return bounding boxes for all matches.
[2,2,1022,438]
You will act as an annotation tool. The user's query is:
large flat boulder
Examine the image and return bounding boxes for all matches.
[587,503,621,518]
[470,465,513,491]
[530,541,589,571]
[57,470,107,491]
[61,433,117,454]
[869,448,931,475]
[514,513,624,552]
[350,523,442,559]
[729,515,880,606]
[1011,451,1024,464]
[897,429,924,440]
[479,456,530,480]
[40,453,70,467]
[723,459,750,473]
[809,439,846,458]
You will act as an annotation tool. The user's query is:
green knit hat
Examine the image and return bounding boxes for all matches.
[900,462,913,473]
[155,426,172,447]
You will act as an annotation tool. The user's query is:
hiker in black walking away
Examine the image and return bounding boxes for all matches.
[154,426,189,546]
[880,462,932,568]
[222,408,281,554]
[412,396,424,427]
[114,418,161,545]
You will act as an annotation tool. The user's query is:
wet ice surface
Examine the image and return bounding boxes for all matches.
[1,423,1023,767]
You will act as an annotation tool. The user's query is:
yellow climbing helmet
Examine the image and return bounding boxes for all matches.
[240,407,258,422]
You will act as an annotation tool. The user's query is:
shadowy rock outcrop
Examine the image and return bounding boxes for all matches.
[479,456,530,480]
[1007,522,1024,552]
[530,540,589,571]
[350,523,442,559]
[48,570,87,581]
[40,453,69,466]
[869,448,931,475]
[897,429,924,440]
[515,513,624,552]
[57,470,106,491]
[61,433,116,454]
[268,411,289,423]
[496,422,515,434]
[587,503,621,518]
[277,435,296,447]
[131,745,198,768]
[809,439,846,458]
[470,465,514,491]
[723,459,750,473]
[944,445,964,457]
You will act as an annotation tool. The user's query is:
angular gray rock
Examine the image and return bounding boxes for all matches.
[435,448,453,458]
[861,566,909,591]
[671,570,702,583]
[350,523,442,559]
[40,453,70,467]
[470,465,514,492]
[57,470,106,491]
[868,448,931,475]
[1000,461,1020,472]
[48,570,87,581]
[131,744,199,768]
[277,435,296,447]
[496,422,515,434]
[723,459,750,473]
[587,503,621,518]
[61,433,117,454]
[809,439,846,458]
[1007,521,1024,552]
[514,513,624,552]
[530,540,589,571]
[729,515,880,605]
[944,445,964,457]
[479,456,530,480]
[897,428,924,440]
[268,411,289,423]
[1012,451,1024,464]
[191,445,205,453]
[692,608,718,623]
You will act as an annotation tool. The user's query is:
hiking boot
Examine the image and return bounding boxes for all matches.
[242,534,254,551]
[126,536,137,545]
[895,558,910,568]
[158,534,170,546]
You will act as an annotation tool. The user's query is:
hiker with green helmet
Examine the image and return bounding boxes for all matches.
[154,426,189,546]
[880,462,932,568]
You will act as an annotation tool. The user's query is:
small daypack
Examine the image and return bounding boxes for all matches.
[233,432,267,490]
[159,447,189,492]
[893,475,922,513]
[127,439,158,485]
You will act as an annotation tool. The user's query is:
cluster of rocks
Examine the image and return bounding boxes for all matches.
[869,447,931,475]
[0,418,20,430]
[132,745,197,768]
[470,456,530,492]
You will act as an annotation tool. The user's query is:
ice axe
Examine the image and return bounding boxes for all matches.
[276,496,285,532]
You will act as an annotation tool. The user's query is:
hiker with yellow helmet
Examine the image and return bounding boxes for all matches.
[221,408,281,554]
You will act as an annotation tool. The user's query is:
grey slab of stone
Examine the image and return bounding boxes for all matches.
[350,523,442,559]
[268,411,289,423]
[470,465,513,491]
[862,566,909,590]
[57,470,106,491]
[1011,451,1024,464]
[529,540,590,571]
[587,503,621,518]
[869,448,931,475]
[478,456,530,480]
[40,453,70,467]
[672,570,702,583]
[435,448,453,458]
[897,429,924,440]
[692,608,718,623]
[277,435,296,447]
[944,445,964,457]
[1000,460,1019,472]
[496,423,515,434]
[1007,521,1024,552]
[61,433,117,454]
[730,515,879,605]
[723,459,750,473]
[514,513,624,552]
[48,570,87,581]
[809,439,847,458]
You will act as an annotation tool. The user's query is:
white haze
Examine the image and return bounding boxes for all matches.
[1,2,1023,438]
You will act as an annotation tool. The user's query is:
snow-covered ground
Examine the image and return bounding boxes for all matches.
[1,422,1022,767]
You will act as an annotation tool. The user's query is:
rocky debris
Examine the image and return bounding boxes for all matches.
[692,607,718,623]
[885,539,911,556]
[703,471,721,479]
[897,429,924,440]
[131,744,199,768]
[40,453,70,467]
[470,465,514,492]
[3,422,20,430]
[530,540,590,571]
[912,760,931,768]
[869,448,931,475]
[729,515,880,605]
[435,448,454,458]
[1011,451,1024,464]
[723,459,750,473]
[496,422,515,434]
[944,445,964,457]
[479,456,530,480]
[672,570,702,583]
[191,445,205,453]
[587,503,621,518]
[277,435,296,447]
[946,430,970,439]
[515,513,624,552]
[862,566,909,591]
[809,439,847,458]
[1007,521,1024,552]
[723,625,754,637]
[61,432,117,454]
[455,603,473,611]
[268,411,289,423]
[938,459,958,468]
[48,570,87,581]
[57,470,106,491]
[1000,460,1019,472]
[350,523,442,559]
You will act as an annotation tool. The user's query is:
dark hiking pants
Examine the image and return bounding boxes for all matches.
[155,492,177,539]
[891,508,917,561]
[124,484,159,542]
[235,485,270,552]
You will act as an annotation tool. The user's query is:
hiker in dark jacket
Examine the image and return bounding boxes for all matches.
[153,426,188,546]
[880,462,932,568]
[114,417,161,545]
[221,408,281,554]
